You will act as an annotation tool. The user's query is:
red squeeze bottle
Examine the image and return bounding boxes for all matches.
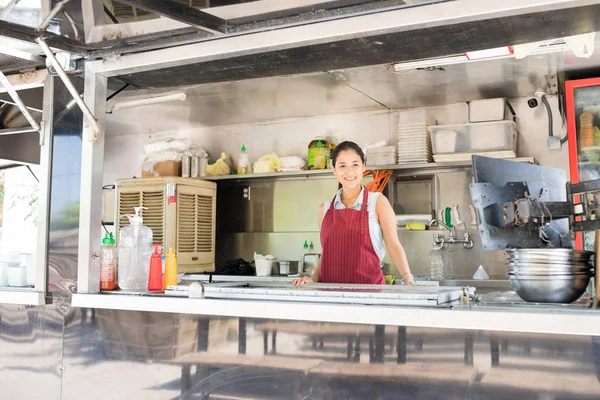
[148,245,163,291]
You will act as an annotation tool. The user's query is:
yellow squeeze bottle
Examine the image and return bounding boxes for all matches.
[163,247,178,289]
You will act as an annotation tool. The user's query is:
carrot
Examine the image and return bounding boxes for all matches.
[364,169,392,192]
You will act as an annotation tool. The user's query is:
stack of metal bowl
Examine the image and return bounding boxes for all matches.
[506,248,594,303]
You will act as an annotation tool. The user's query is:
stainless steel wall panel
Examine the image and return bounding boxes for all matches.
[4,305,600,399]
[0,304,63,400]
[215,170,507,279]
[47,76,84,297]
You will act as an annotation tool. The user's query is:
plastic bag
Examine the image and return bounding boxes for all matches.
[253,153,283,174]
[206,153,231,176]
[277,156,306,172]
[144,137,191,154]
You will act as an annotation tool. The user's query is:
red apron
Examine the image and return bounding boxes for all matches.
[320,189,385,284]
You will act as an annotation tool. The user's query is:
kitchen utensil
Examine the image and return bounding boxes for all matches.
[508,274,592,303]
[452,205,463,228]
[444,207,453,228]
[279,261,291,275]
[468,204,477,227]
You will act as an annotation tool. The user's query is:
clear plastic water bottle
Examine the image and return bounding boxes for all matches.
[429,247,445,280]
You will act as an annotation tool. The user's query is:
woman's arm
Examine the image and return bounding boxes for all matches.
[376,194,416,285]
[292,203,325,286]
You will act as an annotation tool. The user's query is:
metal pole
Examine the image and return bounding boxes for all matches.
[38,0,72,31]
[62,10,79,39]
[0,71,41,132]
[0,98,43,113]
[36,37,101,142]
[0,0,22,20]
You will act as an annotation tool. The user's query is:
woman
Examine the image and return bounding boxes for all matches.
[293,141,416,286]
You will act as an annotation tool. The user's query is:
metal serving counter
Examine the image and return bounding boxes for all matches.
[72,288,600,337]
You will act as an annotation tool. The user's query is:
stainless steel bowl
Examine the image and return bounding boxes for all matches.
[509,270,593,277]
[508,274,592,303]
[506,249,593,263]
[507,265,593,275]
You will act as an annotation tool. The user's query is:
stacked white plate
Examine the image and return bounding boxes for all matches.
[397,124,433,164]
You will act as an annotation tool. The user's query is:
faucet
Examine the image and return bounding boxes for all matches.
[428,218,474,249]
[428,218,455,235]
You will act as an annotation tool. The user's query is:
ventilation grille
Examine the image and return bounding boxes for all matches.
[118,190,164,245]
[177,193,213,253]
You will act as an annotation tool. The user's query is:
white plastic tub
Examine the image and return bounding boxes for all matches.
[398,109,437,126]
[429,121,518,155]
[469,98,512,122]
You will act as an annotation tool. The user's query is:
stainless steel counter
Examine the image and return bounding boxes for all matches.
[72,288,600,337]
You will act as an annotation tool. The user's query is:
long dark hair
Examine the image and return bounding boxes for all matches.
[332,141,366,167]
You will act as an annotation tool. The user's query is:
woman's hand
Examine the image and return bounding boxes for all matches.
[402,273,416,286]
[292,276,314,286]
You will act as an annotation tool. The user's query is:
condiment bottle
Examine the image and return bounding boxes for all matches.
[308,135,331,170]
[580,108,595,149]
[163,247,178,289]
[100,232,117,291]
[237,144,249,175]
[148,244,163,291]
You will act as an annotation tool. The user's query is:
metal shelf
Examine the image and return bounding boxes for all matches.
[199,157,537,181]
[0,289,45,305]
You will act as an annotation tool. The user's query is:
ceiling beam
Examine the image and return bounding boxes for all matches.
[114,0,228,33]
[0,20,89,57]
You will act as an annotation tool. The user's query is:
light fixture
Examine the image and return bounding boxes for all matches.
[111,92,187,111]
[465,46,513,60]
[389,41,570,72]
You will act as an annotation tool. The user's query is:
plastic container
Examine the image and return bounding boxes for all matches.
[0,262,8,286]
[469,98,511,122]
[237,144,249,175]
[118,206,153,290]
[7,265,26,287]
[199,157,208,177]
[398,109,437,126]
[100,233,117,291]
[191,156,200,178]
[429,121,518,155]
[255,259,275,276]
[279,261,291,275]
[181,155,191,177]
[148,244,163,291]
[163,247,178,289]
[366,146,397,166]
[308,136,331,170]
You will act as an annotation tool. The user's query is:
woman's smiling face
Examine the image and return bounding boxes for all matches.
[332,149,365,189]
